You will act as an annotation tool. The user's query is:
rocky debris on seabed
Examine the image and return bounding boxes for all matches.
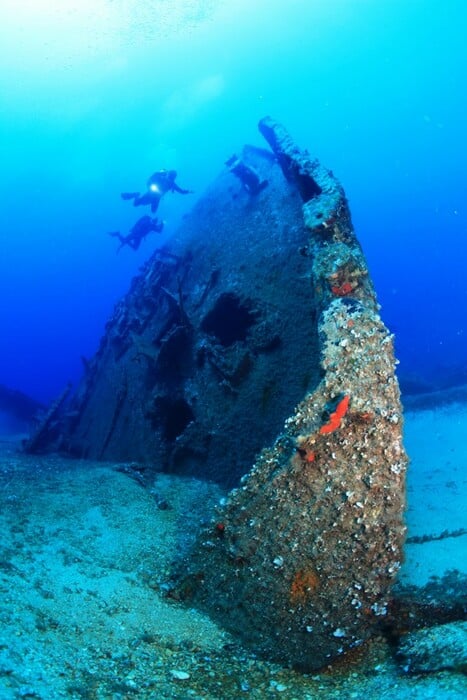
[398,621,467,673]
[0,442,466,698]
[394,403,467,614]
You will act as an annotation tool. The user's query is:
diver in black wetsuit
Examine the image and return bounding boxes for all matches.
[108,215,164,252]
[225,154,268,195]
[121,169,193,213]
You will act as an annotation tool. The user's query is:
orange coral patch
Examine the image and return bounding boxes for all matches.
[290,569,320,605]
[331,281,353,296]
[319,395,350,434]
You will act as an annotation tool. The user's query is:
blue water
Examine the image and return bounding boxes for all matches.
[1,0,466,403]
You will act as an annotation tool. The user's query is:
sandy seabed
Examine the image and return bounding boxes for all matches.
[0,402,466,699]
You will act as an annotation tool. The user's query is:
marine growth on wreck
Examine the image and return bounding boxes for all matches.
[173,118,408,670]
[27,117,408,671]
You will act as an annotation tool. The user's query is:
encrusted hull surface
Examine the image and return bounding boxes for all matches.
[174,118,407,670]
[42,118,407,669]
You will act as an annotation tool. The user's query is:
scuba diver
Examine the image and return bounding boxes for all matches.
[225,154,268,195]
[108,215,164,252]
[121,169,193,213]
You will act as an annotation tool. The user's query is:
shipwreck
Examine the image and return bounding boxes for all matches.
[27,118,407,670]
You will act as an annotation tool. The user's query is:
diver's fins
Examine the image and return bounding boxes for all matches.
[121,192,139,200]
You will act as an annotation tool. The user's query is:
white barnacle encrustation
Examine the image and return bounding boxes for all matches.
[332,628,346,638]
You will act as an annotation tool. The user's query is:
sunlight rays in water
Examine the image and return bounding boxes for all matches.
[0,0,218,73]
